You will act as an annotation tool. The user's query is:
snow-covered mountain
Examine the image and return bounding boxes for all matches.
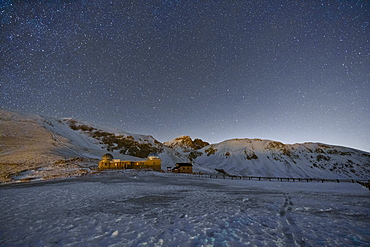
[55,118,186,162]
[191,138,370,179]
[1,109,370,182]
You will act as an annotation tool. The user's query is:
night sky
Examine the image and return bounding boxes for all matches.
[1,1,369,152]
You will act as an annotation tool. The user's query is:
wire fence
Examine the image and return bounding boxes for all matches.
[165,172,370,190]
[96,169,370,191]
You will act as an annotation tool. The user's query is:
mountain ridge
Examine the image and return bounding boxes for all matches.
[190,138,370,179]
[1,109,369,182]
[164,135,209,153]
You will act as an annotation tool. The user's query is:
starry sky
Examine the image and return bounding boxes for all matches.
[1,1,369,152]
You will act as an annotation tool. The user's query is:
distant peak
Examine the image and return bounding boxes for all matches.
[176,135,192,140]
[164,136,209,153]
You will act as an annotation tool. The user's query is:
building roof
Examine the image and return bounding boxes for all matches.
[148,152,160,160]
[175,163,192,167]
[101,153,114,160]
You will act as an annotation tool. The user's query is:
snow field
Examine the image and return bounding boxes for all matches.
[0,171,369,246]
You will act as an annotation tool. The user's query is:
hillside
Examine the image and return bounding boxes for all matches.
[1,109,369,182]
[0,109,187,182]
[191,138,370,179]
[164,135,209,153]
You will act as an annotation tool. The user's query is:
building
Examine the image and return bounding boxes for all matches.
[98,153,162,171]
[172,163,193,173]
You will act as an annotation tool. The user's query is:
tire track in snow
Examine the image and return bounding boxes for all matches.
[279,195,308,246]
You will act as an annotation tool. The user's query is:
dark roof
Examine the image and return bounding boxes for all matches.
[175,163,192,167]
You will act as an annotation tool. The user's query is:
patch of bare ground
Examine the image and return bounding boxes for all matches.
[0,157,99,183]
[0,163,41,183]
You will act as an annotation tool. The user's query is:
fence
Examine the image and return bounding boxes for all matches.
[166,172,370,190]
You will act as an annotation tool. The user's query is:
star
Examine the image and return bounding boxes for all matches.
[0,0,369,152]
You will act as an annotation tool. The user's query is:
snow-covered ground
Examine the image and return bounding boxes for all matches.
[0,171,369,246]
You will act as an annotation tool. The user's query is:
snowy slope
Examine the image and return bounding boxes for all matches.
[47,117,188,166]
[0,110,97,182]
[0,109,187,174]
[1,109,369,182]
[193,138,370,179]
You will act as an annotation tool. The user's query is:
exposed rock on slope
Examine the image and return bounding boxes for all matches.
[58,118,188,165]
[164,136,209,152]
[164,136,209,161]
[64,118,161,158]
